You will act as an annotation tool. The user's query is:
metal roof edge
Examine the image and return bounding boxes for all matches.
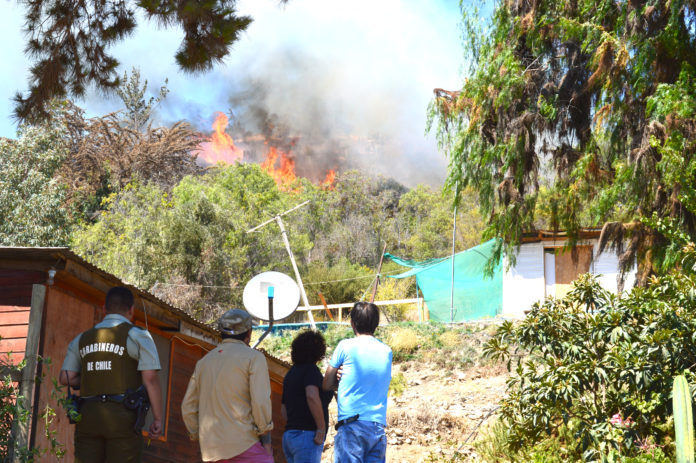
[0,247,218,338]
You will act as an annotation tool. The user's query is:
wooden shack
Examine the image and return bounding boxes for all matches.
[0,247,290,462]
[501,230,638,318]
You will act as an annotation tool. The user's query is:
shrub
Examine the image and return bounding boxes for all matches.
[440,330,461,349]
[484,272,696,460]
[386,327,423,360]
[0,354,64,461]
[389,372,407,397]
[374,278,416,322]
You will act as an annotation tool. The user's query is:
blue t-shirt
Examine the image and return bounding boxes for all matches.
[330,336,392,425]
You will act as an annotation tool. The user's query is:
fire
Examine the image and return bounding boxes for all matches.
[261,146,298,186]
[322,170,336,189]
[195,112,339,189]
[196,112,244,164]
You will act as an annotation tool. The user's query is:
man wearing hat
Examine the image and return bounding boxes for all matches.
[182,308,274,462]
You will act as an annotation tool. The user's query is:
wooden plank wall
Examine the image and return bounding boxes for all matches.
[0,269,45,306]
[0,269,44,365]
[269,370,288,463]
[33,286,98,462]
[0,306,30,365]
[144,337,206,462]
[143,339,289,463]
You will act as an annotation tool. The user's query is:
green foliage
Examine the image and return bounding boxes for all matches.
[483,270,696,460]
[394,184,483,261]
[430,0,696,281]
[389,372,407,398]
[476,419,672,463]
[303,258,373,307]
[15,0,255,122]
[0,355,64,461]
[674,375,695,463]
[256,322,497,374]
[374,278,416,322]
[115,68,170,131]
[72,164,314,322]
[70,164,485,321]
[475,420,582,463]
[0,119,72,246]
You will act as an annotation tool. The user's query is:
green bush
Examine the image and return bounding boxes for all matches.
[484,272,696,460]
[389,372,407,397]
[475,420,581,462]
[0,354,64,461]
[386,327,423,361]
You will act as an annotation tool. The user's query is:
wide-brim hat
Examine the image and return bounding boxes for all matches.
[218,308,256,335]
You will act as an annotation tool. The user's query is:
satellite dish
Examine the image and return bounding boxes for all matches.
[243,271,300,321]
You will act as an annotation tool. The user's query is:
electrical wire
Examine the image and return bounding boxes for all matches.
[152,270,404,290]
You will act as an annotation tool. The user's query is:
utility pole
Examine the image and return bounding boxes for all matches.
[450,185,458,323]
[370,243,388,303]
[247,200,316,329]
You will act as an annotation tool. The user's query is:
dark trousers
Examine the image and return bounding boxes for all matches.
[75,401,143,463]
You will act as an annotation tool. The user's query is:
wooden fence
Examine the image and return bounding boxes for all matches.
[295,298,426,322]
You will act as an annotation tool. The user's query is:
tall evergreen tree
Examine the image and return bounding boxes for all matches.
[15,0,266,122]
[429,0,696,284]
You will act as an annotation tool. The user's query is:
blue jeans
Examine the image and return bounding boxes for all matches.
[333,420,386,463]
[283,429,324,463]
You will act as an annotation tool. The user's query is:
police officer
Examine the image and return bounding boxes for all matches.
[60,286,163,463]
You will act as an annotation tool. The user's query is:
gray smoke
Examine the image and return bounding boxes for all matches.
[64,0,463,186]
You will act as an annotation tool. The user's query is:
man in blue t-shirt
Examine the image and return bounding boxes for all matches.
[323,302,392,463]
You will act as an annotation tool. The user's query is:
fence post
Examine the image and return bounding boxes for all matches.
[12,284,46,462]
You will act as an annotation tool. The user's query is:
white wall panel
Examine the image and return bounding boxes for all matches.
[502,242,545,318]
[502,239,638,319]
[592,242,637,294]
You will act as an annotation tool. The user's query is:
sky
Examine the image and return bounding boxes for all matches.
[0,0,469,186]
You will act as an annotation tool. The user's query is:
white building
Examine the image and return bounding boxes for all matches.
[501,230,637,318]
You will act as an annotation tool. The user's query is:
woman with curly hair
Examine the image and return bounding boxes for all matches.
[282,330,333,463]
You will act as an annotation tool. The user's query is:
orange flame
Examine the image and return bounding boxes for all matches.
[196,112,244,164]
[322,170,336,189]
[261,146,297,186]
[195,112,339,187]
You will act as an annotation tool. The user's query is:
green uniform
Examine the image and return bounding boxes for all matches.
[62,314,160,463]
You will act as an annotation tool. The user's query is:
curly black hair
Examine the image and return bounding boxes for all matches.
[290,330,327,365]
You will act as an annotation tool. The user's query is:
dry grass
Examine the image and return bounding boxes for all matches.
[387,327,424,360]
[440,330,462,348]
[387,404,469,446]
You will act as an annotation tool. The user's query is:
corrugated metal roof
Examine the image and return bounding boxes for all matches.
[0,247,296,370]
[521,228,602,243]
[0,246,218,337]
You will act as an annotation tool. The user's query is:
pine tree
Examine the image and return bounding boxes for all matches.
[15,0,261,122]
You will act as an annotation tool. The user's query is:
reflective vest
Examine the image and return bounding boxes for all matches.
[78,323,142,396]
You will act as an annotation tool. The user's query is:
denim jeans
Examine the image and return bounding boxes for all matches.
[333,420,386,463]
[283,429,324,463]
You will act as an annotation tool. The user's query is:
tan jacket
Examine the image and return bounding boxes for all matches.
[181,339,273,461]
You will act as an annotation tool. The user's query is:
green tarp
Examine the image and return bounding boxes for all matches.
[386,238,502,322]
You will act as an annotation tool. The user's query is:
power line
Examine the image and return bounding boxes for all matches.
[305,270,403,286]
[152,270,405,290]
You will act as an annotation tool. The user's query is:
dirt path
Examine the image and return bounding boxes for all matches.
[320,362,508,462]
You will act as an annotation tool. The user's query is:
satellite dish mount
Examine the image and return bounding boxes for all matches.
[243,271,300,348]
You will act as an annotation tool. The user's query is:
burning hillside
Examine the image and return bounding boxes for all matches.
[195,112,337,188]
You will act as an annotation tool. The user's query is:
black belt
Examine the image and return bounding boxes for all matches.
[335,414,359,431]
[80,393,126,404]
